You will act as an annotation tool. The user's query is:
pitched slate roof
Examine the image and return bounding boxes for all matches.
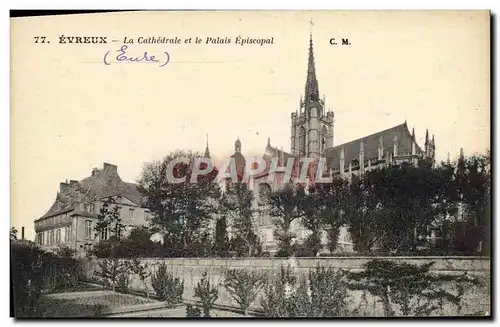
[324,122,424,170]
[39,163,143,219]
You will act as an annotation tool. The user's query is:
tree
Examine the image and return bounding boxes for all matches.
[137,150,221,257]
[193,271,219,317]
[213,217,230,257]
[94,197,126,243]
[221,182,261,257]
[267,184,305,257]
[363,163,449,252]
[456,153,491,253]
[296,185,324,257]
[347,259,481,316]
[224,269,264,315]
[340,175,387,253]
[124,226,160,257]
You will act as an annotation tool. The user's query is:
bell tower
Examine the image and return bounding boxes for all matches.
[291,34,334,158]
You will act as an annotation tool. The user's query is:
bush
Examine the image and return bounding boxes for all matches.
[223,269,264,315]
[93,258,132,291]
[193,271,218,317]
[10,241,84,317]
[10,242,46,317]
[151,263,184,307]
[260,265,350,317]
[186,304,202,317]
[346,259,481,316]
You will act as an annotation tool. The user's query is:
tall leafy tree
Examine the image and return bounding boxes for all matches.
[268,184,305,257]
[454,153,491,253]
[213,217,230,257]
[221,182,261,257]
[296,184,332,256]
[137,150,221,257]
[337,174,387,253]
[365,163,448,252]
[94,196,126,242]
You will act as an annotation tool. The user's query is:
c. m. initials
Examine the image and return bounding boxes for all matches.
[329,38,351,46]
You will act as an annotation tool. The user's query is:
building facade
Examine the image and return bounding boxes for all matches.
[34,162,151,257]
[219,35,436,253]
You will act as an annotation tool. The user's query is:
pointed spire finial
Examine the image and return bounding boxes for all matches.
[460,147,464,159]
[235,137,241,153]
[267,137,271,146]
[204,134,211,158]
[412,127,415,140]
[425,129,429,145]
[447,152,451,164]
[305,33,319,103]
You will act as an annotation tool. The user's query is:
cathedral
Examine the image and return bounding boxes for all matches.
[217,35,437,253]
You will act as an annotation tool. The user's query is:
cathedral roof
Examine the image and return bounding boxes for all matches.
[265,144,294,161]
[324,122,424,170]
[38,163,143,220]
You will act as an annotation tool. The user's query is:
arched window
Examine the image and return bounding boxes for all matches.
[321,126,328,151]
[299,126,306,156]
[258,183,272,206]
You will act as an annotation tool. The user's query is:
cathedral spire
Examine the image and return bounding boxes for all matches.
[304,34,320,103]
[204,134,211,158]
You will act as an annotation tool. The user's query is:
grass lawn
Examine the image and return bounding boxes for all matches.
[44,282,103,294]
[35,291,157,317]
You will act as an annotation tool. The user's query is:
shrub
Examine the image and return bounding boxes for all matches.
[11,241,87,317]
[10,242,46,317]
[223,269,264,315]
[193,271,219,317]
[116,274,130,294]
[151,263,184,307]
[260,265,350,317]
[346,259,481,316]
[131,259,152,298]
[186,304,202,317]
[93,258,132,292]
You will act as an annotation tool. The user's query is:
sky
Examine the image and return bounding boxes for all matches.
[10,11,490,240]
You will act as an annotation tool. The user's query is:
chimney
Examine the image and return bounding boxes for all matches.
[21,227,25,240]
[69,180,78,188]
[91,167,99,176]
[103,162,118,174]
[60,182,69,193]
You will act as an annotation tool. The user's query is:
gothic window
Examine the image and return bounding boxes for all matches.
[299,126,306,156]
[321,126,328,151]
[258,183,272,206]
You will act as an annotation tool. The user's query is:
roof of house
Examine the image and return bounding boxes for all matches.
[39,163,142,220]
[324,122,423,170]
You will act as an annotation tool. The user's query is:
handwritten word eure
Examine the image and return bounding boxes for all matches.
[103,45,170,68]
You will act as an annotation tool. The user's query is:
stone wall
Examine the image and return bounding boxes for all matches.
[82,256,490,316]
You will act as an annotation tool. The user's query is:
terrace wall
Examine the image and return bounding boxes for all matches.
[82,256,490,316]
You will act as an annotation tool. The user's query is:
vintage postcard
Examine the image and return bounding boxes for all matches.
[10,10,491,318]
